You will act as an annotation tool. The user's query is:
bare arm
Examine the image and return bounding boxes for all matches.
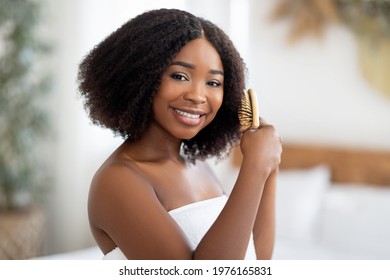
[194,124,282,259]
[253,168,278,259]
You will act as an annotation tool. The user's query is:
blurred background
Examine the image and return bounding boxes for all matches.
[1,0,389,259]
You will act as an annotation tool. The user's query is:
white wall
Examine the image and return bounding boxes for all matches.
[246,1,390,151]
[43,0,390,254]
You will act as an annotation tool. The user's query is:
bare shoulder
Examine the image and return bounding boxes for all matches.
[88,158,192,259]
[90,159,152,196]
[88,159,155,224]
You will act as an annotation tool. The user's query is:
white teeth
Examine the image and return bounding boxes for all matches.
[174,109,200,119]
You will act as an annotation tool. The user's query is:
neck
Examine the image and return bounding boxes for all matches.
[123,123,184,163]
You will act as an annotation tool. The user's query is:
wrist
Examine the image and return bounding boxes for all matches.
[241,156,272,181]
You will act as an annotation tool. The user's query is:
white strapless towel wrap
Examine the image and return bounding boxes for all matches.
[103,195,257,260]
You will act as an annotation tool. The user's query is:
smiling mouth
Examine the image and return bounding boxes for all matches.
[174,109,201,119]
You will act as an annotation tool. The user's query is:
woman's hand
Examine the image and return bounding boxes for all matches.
[240,119,282,176]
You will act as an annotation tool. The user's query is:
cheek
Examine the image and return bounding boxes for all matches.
[210,92,224,112]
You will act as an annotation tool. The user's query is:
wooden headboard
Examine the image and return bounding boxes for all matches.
[232,143,390,186]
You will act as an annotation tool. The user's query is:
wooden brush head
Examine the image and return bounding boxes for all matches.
[238,88,259,131]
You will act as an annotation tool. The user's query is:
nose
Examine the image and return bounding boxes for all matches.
[183,84,207,104]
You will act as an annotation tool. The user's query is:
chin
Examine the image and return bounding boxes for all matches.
[171,122,211,141]
[174,130,200,141]
[179,133,198,141]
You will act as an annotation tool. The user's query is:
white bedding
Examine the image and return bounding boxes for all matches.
[273,166,390,260]
[34,246,103,260]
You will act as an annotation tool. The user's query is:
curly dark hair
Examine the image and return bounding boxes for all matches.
[78,8,246,161]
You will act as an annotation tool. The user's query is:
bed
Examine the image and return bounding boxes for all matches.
[232,143,390,259]
[37,143,390,260]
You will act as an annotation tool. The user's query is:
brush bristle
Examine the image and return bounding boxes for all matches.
[238,89,259,130]
[238,90,253,130]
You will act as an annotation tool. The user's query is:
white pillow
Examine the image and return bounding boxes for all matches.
[276,165,331,242]
[321,184,390,258]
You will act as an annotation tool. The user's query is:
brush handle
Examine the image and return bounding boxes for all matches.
[247,89,259,128]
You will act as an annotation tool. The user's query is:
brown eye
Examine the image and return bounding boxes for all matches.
[207,80,222,87]
[170,73,188,81]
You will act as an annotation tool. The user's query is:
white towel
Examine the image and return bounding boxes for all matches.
[104,195,257,260]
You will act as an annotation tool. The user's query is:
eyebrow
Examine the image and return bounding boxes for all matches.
[171,61,224,76]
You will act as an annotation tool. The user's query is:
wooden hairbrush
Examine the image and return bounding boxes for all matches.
[238,88,260,131]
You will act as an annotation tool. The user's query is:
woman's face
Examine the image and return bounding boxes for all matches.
[152,38,224,140]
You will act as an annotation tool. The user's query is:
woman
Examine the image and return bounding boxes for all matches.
[78,8,282,260]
